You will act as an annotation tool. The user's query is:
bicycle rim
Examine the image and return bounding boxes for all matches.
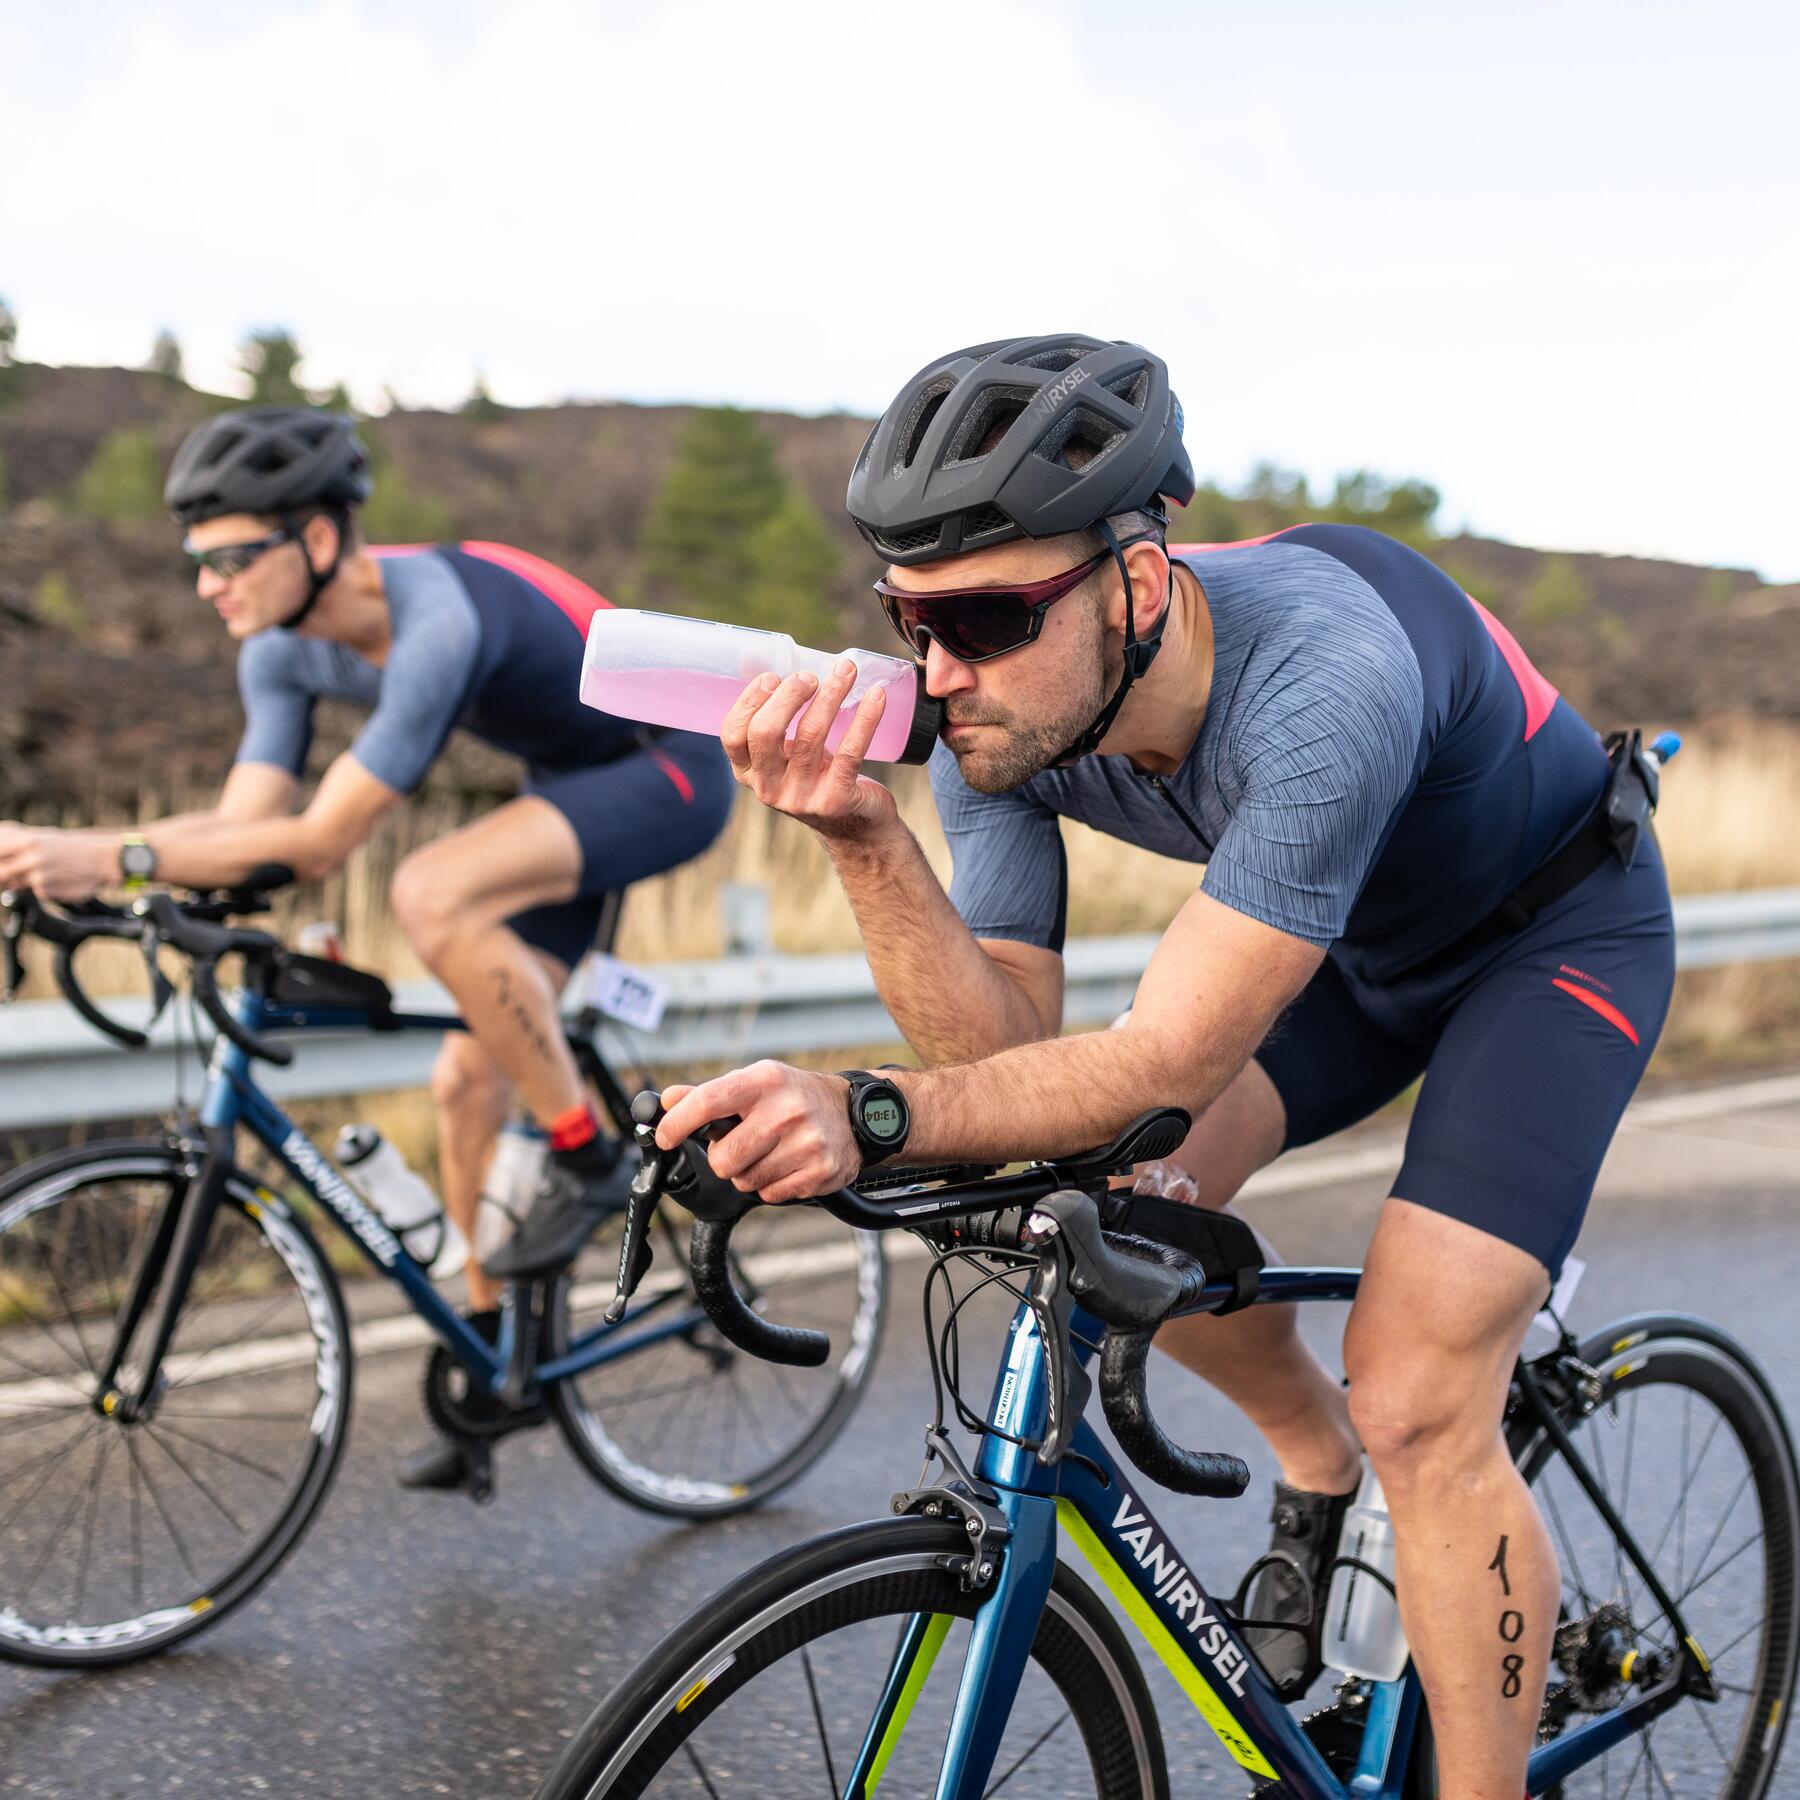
[536,1518,1168,1800]
[0,1144,351,1666]
[549,1205,885,1516]
[1411,1315,1799,1798]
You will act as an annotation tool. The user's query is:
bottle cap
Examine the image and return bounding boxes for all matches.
[897,688,945,765]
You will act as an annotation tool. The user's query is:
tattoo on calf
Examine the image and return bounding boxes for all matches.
[1490,1535,1526,1699]
[486,965,558,1068]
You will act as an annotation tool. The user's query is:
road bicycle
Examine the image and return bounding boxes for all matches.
[535,1094,1799,1798]
[0,877,885,1668]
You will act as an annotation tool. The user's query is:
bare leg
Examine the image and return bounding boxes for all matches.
[430,1033,516,1314]
[391,797,590,1126]
[1344,1200,1556,1800]
[1154,1059,1362,1494]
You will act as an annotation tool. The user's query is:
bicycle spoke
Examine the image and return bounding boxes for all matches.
[171,1285,304,1390]
[982,1710,1070,1797]
[1643,1729,1677,1796]
[680,1742,724,1800]
[1646,1409,1722,1576]
[1541,1477,1597,1615]
[799,1644,841,1797]
[1679,1532,1761,1606]
[1704,1615,1763,1669]
[71,1429,115,1619]
[147,1416,291,1484]
[142,1423,248,1536]
[123,1429,203,1587]
[0,1269,92,1382]
[0,1422,95,1495]
[1693,1689,1734,1767]
[1677,1467,1756,1607]
[128,1434,145,1614]
[18,1425,103,1610]
[39,1235,102,1381]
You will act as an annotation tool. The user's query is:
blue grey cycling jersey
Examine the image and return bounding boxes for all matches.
[931,523,1610,986]
[234,543,640,793]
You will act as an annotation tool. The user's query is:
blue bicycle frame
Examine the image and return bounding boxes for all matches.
[846,1266,1696,1800]
[96,984,711,1415]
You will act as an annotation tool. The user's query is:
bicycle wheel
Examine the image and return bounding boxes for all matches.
[535,1516,1169,1799]
[548,1203,885,1517]
[1408,1313,1800,1798]
[0,1139,352,1667]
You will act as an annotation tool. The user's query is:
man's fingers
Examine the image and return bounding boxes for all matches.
[833,682,889,772]
[656,1071,757,1148]
[721,674,780,771]
[790,659,859,758]
[744,675,817,779]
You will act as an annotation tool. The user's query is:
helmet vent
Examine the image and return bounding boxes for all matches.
[1038,403,1126,471]
[958,504,1012,544]
[1016,345,1086,373]
[1101,367,1150,410]
[946,385,1035,465]
[875,523,944,557]
[897,377,955,471]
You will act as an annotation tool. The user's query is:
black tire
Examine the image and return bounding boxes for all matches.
[547,1206,885,1517]
[1408,1314,1800,1798]
[535,1517,1170,1799]
[0,1139,352,1667]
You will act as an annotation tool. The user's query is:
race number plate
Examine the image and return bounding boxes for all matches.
[583,953,669,1033]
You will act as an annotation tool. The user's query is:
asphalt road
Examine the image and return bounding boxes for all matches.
[3,1079,1797,1799]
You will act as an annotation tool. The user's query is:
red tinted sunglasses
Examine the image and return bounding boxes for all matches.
[873,551,1108,665]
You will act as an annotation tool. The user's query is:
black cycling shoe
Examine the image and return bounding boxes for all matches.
[397,1435,471,1491]
[1237,1478,1356,1699]
[481,1139,633,1279]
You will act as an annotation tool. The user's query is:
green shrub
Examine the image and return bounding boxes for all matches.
[239,328,308,405]
[148,329,185,384]
[1522,555,1592,625]
[359,439,453,542]
[739,489,843,640]
[71,428,165,522]
[32,570,88,632]
[637,407,814,626]
[0,446,9,510]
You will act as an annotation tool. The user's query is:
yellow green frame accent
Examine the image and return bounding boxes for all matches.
[865,1612,954,1792]
[1057,1499,1277,1780]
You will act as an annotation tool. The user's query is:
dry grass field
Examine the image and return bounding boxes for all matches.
[19,717,1800,1092]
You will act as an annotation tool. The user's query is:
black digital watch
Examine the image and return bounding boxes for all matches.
[838,1070,911,1168]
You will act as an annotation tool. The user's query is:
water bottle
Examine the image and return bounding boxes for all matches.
[580,609,944,764]
[336,1126,468,1280]
[475,1114,549,1266]
[1322,1466,1410,1681]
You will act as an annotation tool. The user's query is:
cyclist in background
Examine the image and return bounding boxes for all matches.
[651,336,1675,1800]
[0,405,734,1489]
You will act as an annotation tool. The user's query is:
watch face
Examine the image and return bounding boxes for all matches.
[858,1092,906,1143]
[121,843,155,880]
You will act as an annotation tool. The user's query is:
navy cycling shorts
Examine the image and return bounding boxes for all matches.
[507,728,734,970]
[1256,832,1676,1278]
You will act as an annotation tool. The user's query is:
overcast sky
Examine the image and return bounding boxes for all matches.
[4,0,1796,577]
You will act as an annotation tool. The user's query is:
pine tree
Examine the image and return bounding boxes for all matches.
[0,298,16,366]
[239,328,308,404]
[636,408,790,621]
[148,329,185,384]
[740,489,842,640]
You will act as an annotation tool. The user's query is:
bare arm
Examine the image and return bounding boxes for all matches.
[129,753,398,888]
[722,664,1060,1064]
[658,887,1324,1198]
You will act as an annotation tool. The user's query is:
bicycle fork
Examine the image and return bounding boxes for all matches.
[94,1125,231,1420]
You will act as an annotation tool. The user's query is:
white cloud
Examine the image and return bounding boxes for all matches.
[3,0,1796,576]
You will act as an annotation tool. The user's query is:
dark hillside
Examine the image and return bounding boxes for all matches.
[1,364,1792,817]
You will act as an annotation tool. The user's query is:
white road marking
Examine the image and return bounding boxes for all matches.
[2,1067,1791,1410]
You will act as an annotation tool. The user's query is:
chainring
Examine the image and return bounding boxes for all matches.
[1249,1693,1368,1793]
[422,1342,547,1443]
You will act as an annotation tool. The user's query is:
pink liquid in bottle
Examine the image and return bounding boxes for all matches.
[579,612,940,765]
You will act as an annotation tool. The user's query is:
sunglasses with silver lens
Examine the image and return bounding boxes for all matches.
[872,550,1108,665]
[183,526,298,580]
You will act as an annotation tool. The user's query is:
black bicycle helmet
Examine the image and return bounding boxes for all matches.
[846,335,1194,566]
[848,336,1195,764]
[164,405,373,528]
[167,406,374,630]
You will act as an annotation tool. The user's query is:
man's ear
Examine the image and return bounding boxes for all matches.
[1116,537,1171,635]
[302,512,343,575]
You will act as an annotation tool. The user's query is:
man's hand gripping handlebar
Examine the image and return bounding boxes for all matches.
[613,1090,1260,1501]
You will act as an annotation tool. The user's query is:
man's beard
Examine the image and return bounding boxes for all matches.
[944,662,1110,794]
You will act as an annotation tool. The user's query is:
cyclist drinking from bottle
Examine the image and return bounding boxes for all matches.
[650,335,1675,1800]
[0,405,734,1490]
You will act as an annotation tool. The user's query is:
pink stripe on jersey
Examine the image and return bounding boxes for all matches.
[1467,596,1559,741]
[456,541,614,634]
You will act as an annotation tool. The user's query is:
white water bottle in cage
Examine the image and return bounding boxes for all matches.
[1322,1465,1410,1681]
[475,1114,549,1265]
[336,1125,468,1280]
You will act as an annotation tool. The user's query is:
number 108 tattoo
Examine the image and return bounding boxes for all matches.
[1489,1535,1527,1699]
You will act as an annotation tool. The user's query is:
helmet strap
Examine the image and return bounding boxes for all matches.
[1052,518,1170,766]
[277,508,347,632]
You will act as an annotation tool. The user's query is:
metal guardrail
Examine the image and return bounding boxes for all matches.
[1,886,1797,1131]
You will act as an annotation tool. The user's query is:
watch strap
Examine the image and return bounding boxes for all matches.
[838,1069,910,1168]
[119,834,156,891]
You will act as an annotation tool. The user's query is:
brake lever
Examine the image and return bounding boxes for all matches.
[606,1097,672,1322]
[1021,1211,1092,1468]
[2,898,24,1002]
[137,926,176,1030]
